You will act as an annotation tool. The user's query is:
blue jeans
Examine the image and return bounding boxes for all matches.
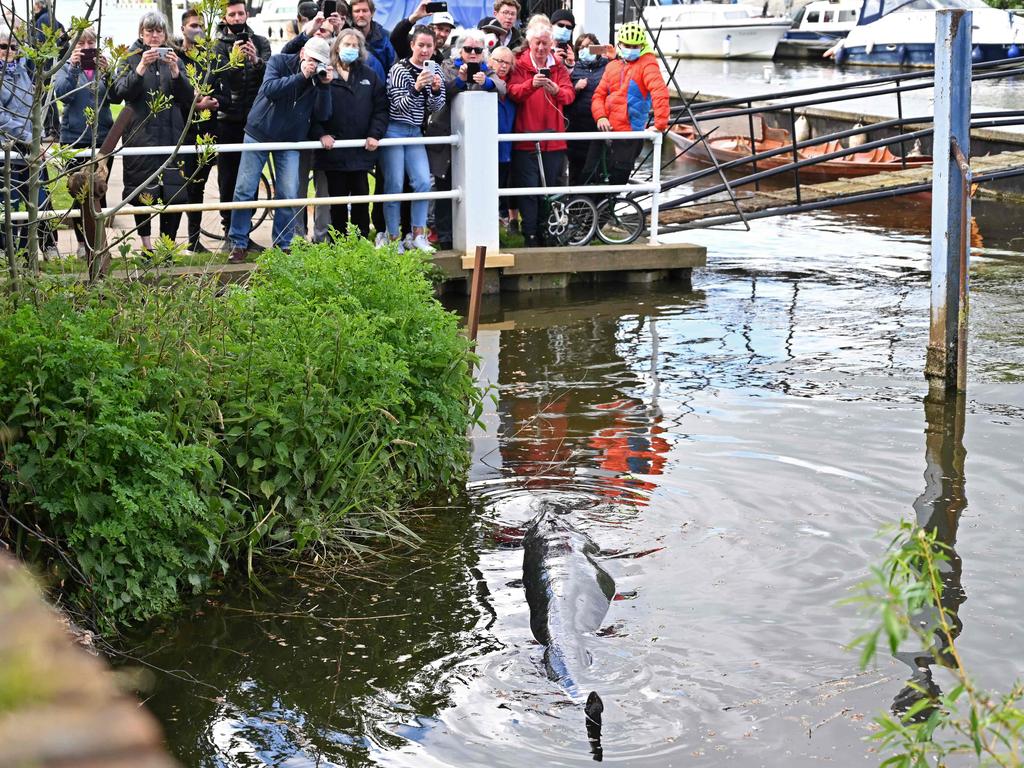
[228,135,300,249]
[380,122,431,238]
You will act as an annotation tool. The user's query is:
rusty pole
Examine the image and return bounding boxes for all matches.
[926,9,972,396]
[466,245,487,344]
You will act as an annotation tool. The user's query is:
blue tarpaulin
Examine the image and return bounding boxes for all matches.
[372,0,496,32]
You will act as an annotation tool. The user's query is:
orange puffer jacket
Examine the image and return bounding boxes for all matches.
[590,52,670,132]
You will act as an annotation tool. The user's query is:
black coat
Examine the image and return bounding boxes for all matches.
[112,41,194,192]
[213,23,272,125]
[565,56,608,133]
[310,61,388,173]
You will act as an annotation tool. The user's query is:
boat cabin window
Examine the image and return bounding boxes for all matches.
[838,9,858,20]
[823,10,834,21]
[806,10,820,21]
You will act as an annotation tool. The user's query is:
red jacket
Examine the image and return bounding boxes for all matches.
[591,53,670,133]
[507,48,574,152]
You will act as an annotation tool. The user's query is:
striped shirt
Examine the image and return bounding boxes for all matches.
[386,59,446,130]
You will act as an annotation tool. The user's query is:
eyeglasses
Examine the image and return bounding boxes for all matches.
[462,45,483,53]
[0,44,18,50]
[491,59,512,66]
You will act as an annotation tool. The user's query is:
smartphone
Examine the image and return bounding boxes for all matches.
[425,1,447,12]
[153,46,172,58]
[465,61,480,78]
[423,59,436,74]
[538,67,550,77]
[78,48,97,68]
[321,0,337,15]
[588,44,615,57]
[234,31,250,43]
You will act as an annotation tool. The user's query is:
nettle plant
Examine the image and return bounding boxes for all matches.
[1,0,239,283]
[849,521,1024,768]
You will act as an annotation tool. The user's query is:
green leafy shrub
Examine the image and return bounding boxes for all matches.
[0,235,481,628]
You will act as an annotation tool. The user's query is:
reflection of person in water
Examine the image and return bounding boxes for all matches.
[892,392,967,722]
[588,398,670,504]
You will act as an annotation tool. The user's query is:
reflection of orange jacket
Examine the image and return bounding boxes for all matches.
[591,53,670,132]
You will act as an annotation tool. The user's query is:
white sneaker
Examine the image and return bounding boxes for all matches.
[374,232,389,248]
[409,234,435,253]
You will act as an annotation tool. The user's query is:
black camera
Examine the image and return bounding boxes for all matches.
[234,30,250,43]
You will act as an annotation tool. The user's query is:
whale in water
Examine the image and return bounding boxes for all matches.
[522,506,615,758]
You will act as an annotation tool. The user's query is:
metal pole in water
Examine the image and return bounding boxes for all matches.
[927,9,972,396]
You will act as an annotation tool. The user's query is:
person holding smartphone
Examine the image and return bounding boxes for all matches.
[55,27,116,258]
[380,25,445,252]
[507,15,574,248]
[390,0,453,62]
[113,11,194,251]
[564,33,609,186]
[213,1,272,244]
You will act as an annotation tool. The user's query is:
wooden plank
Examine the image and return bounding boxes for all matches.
[460,252,516,270]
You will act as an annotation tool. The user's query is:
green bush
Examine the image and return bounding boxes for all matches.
[0,236,481,629]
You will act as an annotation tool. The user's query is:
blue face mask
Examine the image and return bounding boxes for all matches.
[553,25,572,43]
[578,49,596,63]
[619,45,641,61]
[339,46,359,63]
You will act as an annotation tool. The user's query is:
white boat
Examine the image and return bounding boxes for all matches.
[775,0,860,58]
[828,0,1024,66]
[639,0,792,59]
[247,0,300,51]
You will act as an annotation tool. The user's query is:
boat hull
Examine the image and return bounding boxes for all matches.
[838,41,1021,67]
[668,124,932,181]
[652,21,790,59]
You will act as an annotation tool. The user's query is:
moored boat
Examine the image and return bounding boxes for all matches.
[826,0,1024,67]
[668,113,932,180]
[639,0,792,59]
[775,0,860,59]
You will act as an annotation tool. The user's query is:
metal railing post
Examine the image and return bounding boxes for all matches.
[649,130,662,244]
[927,8,972,396]
[451,91,498,257]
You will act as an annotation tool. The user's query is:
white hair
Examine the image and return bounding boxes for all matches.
[525,13,552,41]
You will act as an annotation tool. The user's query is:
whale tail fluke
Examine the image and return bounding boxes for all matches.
[585,691,604,761]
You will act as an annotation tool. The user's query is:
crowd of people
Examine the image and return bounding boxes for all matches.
[0,0,670,259]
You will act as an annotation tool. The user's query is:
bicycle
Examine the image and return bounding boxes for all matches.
[534,140,597,247]
[589,140,646,246]
[199,167,275,241]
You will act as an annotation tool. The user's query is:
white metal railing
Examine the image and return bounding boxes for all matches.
[6,100,665,245]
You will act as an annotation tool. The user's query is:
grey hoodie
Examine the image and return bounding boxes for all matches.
[0,61,35,145]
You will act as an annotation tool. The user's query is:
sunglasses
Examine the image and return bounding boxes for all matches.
[463,45,483,53]
[555,22,573,28]
[0,43,17,50]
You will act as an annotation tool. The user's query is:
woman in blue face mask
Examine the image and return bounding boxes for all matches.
[564,33,609,187]
[309,28,389,239]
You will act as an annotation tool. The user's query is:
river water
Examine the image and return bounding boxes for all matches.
[121,70,1024,765]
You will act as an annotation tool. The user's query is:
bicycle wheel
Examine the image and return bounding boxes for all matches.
[547,196,597,247]
[596,196,645,245]
[199,170,274,240]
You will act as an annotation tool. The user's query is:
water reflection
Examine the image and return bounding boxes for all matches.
[892,391,968,720]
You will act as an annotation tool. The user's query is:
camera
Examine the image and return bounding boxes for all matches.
[315,61,330,80]
[234,31,250,43]
[78,48,97,68]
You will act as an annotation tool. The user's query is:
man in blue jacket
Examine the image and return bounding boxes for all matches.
[227,37,334,262]
[350,0,395,75]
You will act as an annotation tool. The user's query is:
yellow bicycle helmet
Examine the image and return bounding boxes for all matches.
[617,22,648,47]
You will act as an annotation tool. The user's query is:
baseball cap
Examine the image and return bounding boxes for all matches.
[431,11,455,27]
[303,36,331,63]
[478,15,504,35]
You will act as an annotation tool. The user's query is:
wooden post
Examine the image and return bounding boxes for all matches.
[467,245,487,344]
[926,9,971,396]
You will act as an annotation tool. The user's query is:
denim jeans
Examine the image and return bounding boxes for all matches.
[228,134,300,249]
[380,121,431,238]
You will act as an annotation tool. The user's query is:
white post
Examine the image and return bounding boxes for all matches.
[451,91,499,257]
[649,131,662,244]
[927,9,972,395]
